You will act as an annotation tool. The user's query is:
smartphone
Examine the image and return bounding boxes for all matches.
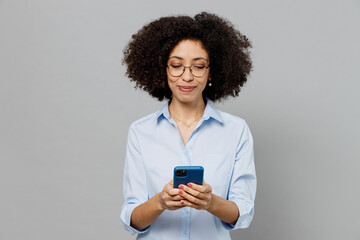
[173,166,204,188]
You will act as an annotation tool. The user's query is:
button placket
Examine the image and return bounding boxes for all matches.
[181,207,190,239]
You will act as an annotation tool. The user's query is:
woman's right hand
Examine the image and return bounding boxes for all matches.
[159,180,185,210]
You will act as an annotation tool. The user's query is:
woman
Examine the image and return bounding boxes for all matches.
[120,12,256,239]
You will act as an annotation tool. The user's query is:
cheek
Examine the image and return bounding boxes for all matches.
[201,78,209,88]
[167,76,177,92]
[167,76,175,86]
[167,71,179,84]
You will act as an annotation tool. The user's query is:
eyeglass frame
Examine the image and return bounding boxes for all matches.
[166,63,210,77]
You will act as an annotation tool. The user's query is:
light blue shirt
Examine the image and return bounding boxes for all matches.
[120,100,256,240]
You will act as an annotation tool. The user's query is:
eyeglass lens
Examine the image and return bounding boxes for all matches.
[168,64,208,77]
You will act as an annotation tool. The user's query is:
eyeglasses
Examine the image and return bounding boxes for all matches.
[167,63,210,77]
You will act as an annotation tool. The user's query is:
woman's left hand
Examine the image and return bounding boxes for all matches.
[177,181,213,210]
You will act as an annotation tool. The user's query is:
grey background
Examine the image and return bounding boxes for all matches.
[1,0,359,239]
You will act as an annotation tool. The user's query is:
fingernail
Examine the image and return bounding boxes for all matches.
[179,185,184,189]
[187,183,192,187]
[181,200,184,204]
[179,190,183,194]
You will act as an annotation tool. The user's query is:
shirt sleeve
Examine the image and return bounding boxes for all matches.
[120,124,151,235]
[222,121,257,230]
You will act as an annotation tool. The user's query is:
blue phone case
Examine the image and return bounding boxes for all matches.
[173,166,204,188]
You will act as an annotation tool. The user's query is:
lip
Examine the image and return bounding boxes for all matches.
[178,86,196,92]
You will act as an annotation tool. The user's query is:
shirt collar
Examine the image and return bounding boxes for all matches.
[156,100,224,124]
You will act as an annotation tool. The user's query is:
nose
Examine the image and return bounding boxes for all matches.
[181,66,194,82]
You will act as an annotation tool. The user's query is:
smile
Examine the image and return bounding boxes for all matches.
[178,86,196,92]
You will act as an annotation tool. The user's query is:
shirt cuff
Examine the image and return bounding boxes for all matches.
[120,203,151,235]
[221,199,254,230]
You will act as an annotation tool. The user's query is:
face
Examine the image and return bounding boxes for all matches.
[167,39,210,105]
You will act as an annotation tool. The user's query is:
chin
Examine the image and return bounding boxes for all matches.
[174,95,202,104]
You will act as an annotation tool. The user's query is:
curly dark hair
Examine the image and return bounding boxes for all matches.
[123,12,252,102]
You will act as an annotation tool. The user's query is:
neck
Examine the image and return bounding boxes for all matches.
[169,98,206,121]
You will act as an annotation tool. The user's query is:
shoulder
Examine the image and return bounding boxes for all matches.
[128,102,169,133]
[128,112,158,133]
[215,107,249,129]
[214,109,254,149]
[213,107,253,141]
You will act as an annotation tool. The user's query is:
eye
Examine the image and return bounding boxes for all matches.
[193,65,205,69]
[170,64,183,69]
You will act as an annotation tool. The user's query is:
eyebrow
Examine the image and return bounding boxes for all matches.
[168,56,209,62]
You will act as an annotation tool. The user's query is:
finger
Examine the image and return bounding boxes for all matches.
[187,182,212,193]
[170,195,185,201]
[162,192,184,201]
[168,188,182,196]
[166,200,186,208]
[180,184,209,200]
[179,189,208,206]
[166,180,174,189]
[180,200,202,210]
[164,180,173,190]
[163,181,172,192]
[168,203,186,210]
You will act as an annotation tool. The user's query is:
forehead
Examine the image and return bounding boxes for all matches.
[168,39,209,60]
